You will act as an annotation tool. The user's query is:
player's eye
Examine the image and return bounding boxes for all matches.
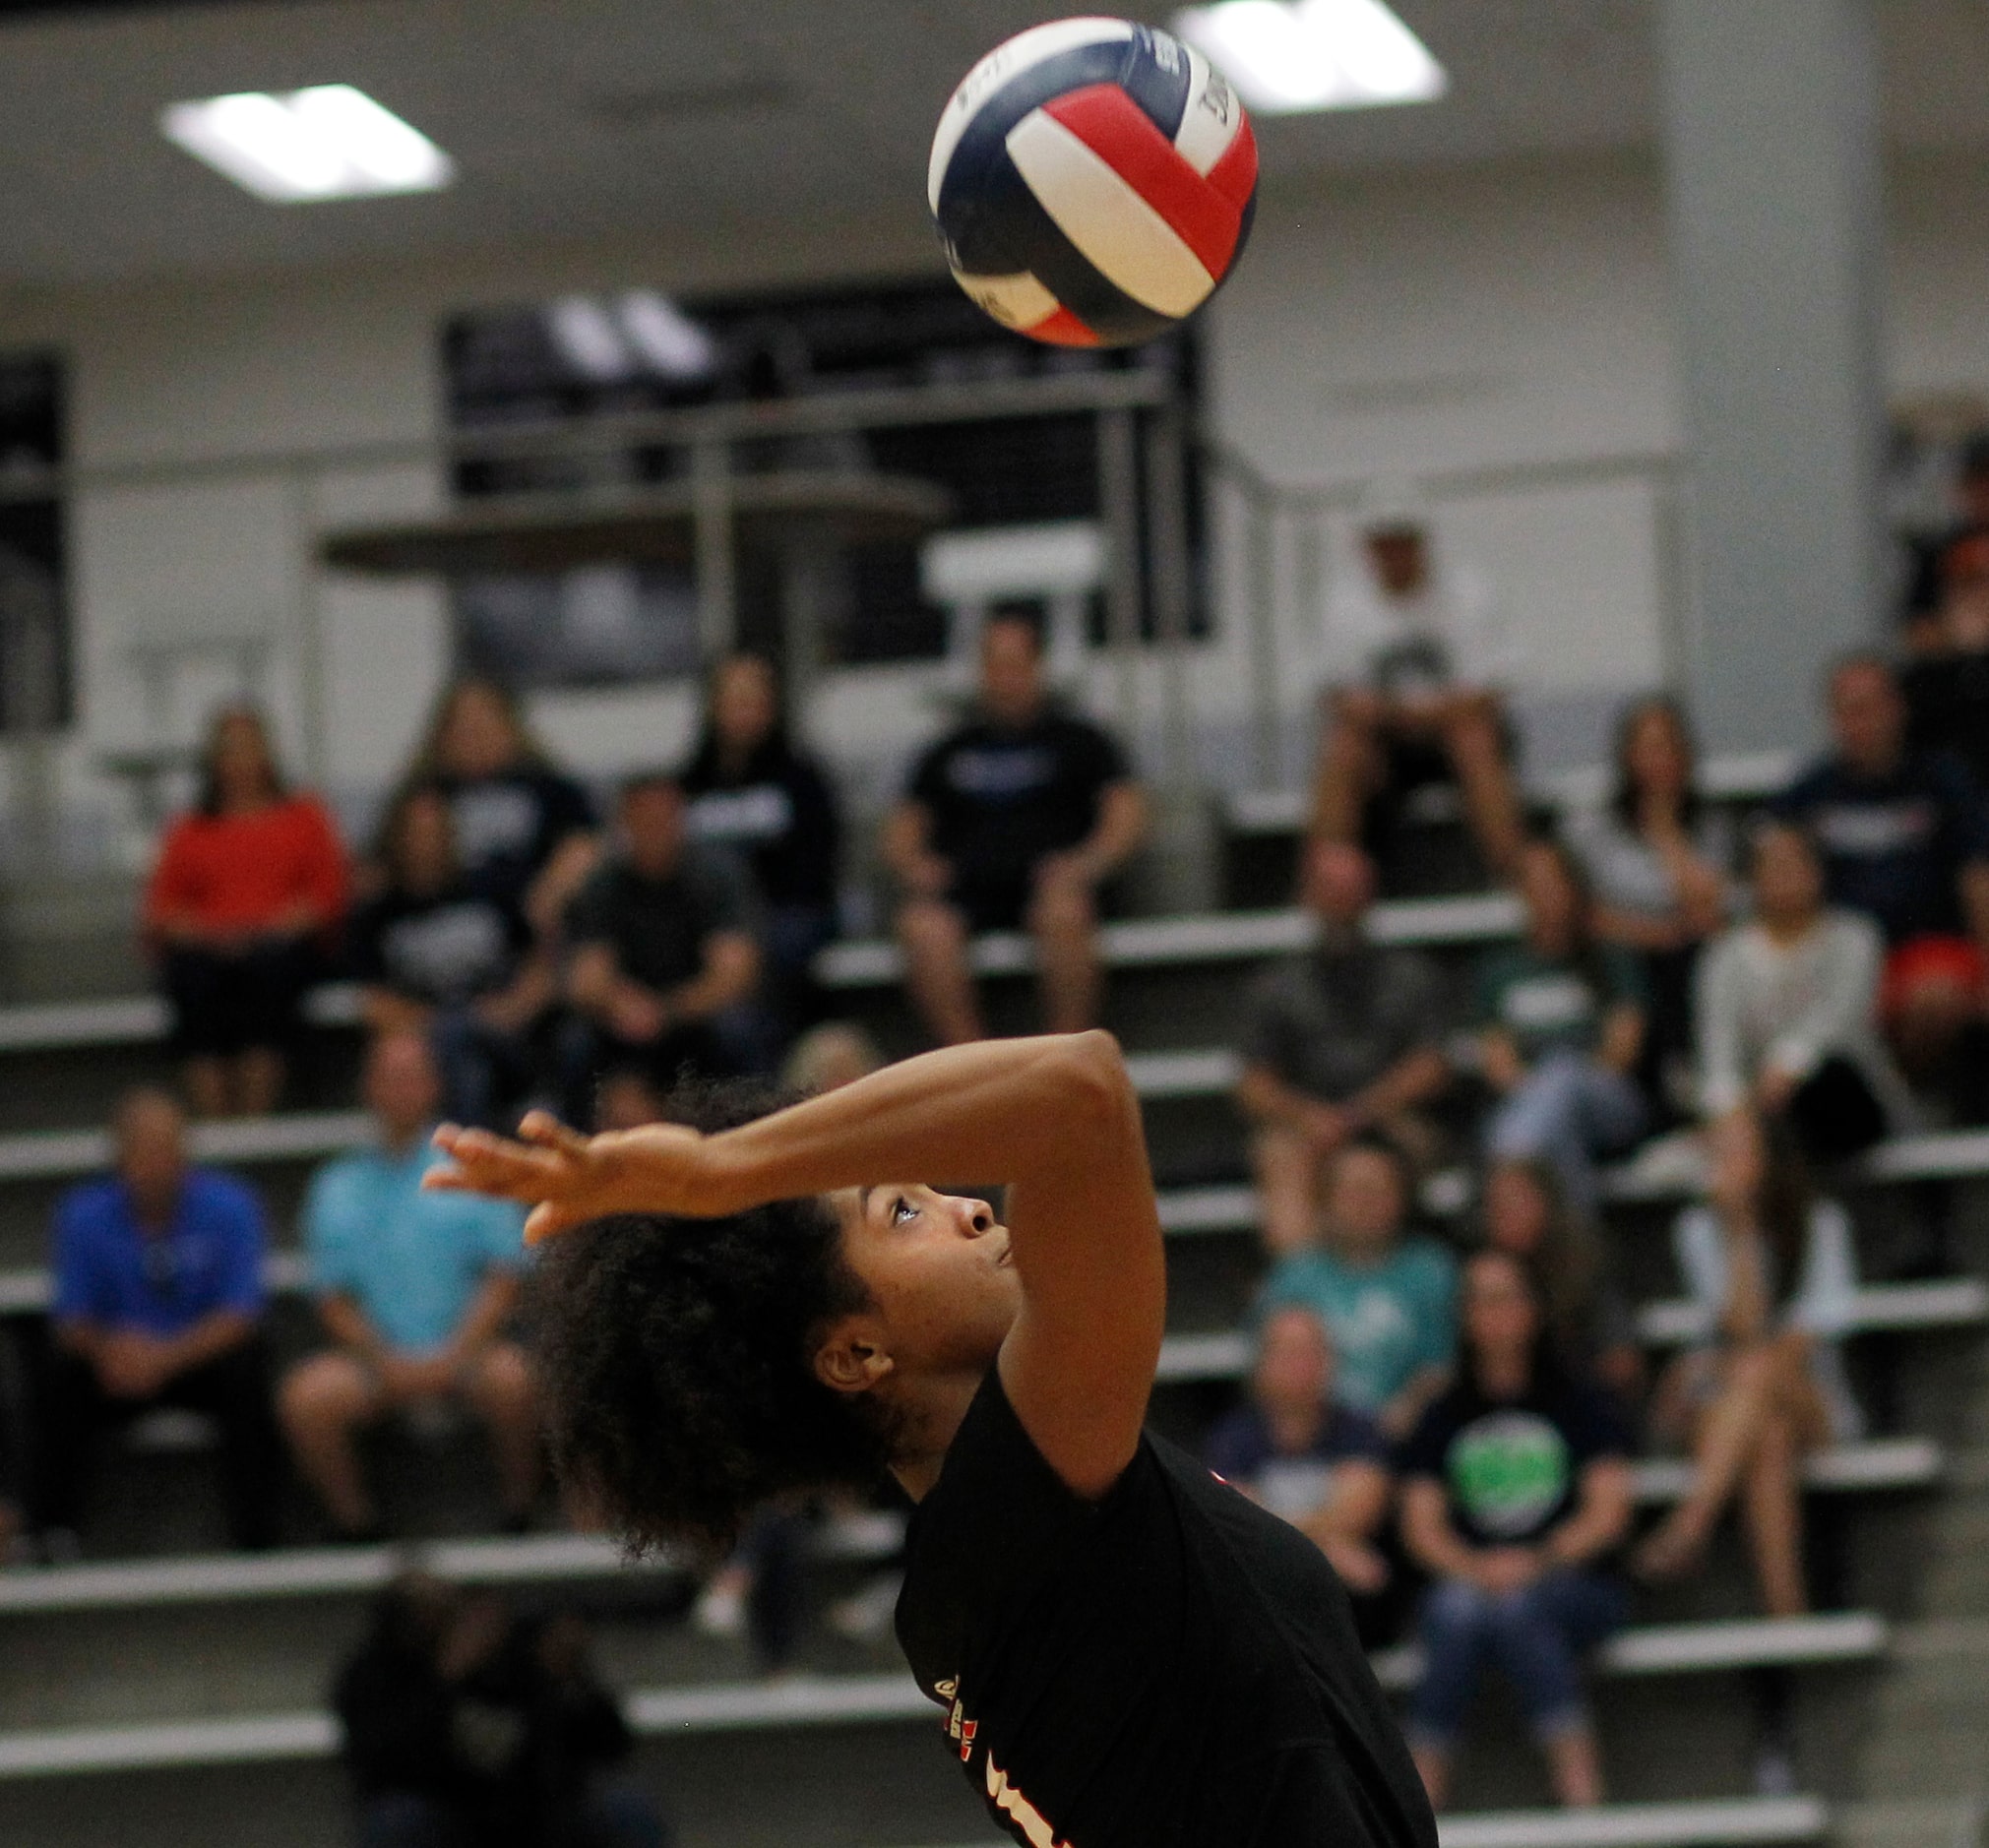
[893,1195,919,1225]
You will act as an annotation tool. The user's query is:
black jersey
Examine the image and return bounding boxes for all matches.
[895,1368,1435,1848]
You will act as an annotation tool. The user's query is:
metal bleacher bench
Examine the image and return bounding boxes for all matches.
[1219,748,1801,840]
[0,1615,1880,1783]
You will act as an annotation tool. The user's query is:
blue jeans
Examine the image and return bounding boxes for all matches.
[428,1006,535,1131]
[1485,1050,1647,1216]
[1408,1567,1628,1750]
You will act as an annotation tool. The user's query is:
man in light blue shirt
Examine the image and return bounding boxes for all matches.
[278,1031,535,1539]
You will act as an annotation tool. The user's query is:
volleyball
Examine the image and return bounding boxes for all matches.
[928,17,1259,348]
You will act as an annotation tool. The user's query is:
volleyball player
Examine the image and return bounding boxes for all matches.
[428,1031,1435,1848]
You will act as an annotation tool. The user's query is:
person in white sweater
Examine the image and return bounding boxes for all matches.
[1696,822,1912,1155]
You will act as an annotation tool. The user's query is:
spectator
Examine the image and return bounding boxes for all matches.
[1697,822,1912,1161]
[335,1572,667,1848]
[1206,1306,1399,1643]
[34,1088,282,1554]
[280,1033,537,1541]
[1901,531,1989,788]
[1256,1137,1457,1439]
[143,704,348,1117]
[1310,502,1525,880]
[350,785,554,1130]
[1565,696,1732,1111]
[402,678,599,939]
[1478,1158,1642,1404]
[1636,1111,1862,1613]
[1900,434,1989,653]
[1476,837,1650,1214]
[1236,840,1452,1256]
[883,611,1146,1045]
[680,652,843,1041]
[563,771,762,1114]
[1399,1248,1635,1812]
[1774,655,1989,1085]
[780,1020,885,1097]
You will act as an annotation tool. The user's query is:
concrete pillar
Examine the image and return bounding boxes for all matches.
[1658,0,1885,757]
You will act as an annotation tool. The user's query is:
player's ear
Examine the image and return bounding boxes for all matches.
[813,1316,895,1398]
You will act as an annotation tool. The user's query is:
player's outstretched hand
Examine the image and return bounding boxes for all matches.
[425,1110,716,1245]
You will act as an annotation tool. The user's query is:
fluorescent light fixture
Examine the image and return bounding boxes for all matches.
[617,292,717,380]
[547,297,636,383]
[160,85,453,202]
[1173,0,1446,113]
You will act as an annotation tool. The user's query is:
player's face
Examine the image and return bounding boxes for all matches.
[832,1183,1023,1377]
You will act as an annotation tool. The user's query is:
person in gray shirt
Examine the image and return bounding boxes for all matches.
[1237,841,1453,1256]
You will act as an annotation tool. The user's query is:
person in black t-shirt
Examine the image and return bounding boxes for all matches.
[428,1035,1436,1848]
[1902,532,1989,790]
[1398,1249,1635,1812]
[562,772,761,1118]
[350,784,553,1129]
[401,679,601,938]
[883,613,1146,1045]
[1773,655,1989,1084]
[679,652,842,1044]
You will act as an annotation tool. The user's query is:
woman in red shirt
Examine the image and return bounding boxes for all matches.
[144,706,349,1116]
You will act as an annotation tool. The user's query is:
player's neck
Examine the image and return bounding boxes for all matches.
[885,1369,985,1503]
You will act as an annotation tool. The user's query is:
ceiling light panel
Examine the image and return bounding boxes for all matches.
[160,85,454,202]
[1173,0,1447,114]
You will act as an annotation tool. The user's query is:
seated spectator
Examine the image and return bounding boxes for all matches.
[1636,1111,1862,1613]
[1697,822,1912,1161]
[563,771,762,1114]
[1310,502,1525,880]
[1565,696,1732,1112]
[1399,1249,1635,1812]
[1476,837,1650,1214]
[1236,840,1452,1256]
[335,1571,667,1848]
[1902,531,1989,788]
[1257,1137,1457,1439]
[1478,1158,1642,1404]
[143,704,348,1117]
[883,611,1146,1045]
[780,1020,885,1096]
[350,784,554,1129]
[1900,434,1989,654]
[1206,1306,1399,1643]
[34,1088,282,1554]
[280,1033,536,1541]
[401,677,599,939]
[680,652,842,1043]
[1774,655,1989,1087]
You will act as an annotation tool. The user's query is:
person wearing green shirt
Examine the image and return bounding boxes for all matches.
[1475,839,1650,1213]
[1256,1137,1457,1440]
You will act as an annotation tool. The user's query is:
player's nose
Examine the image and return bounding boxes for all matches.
[956,1195,997,1237]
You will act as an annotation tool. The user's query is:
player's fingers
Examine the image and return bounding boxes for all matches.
[524,1202,583,1246]
[518,1111,589,1154]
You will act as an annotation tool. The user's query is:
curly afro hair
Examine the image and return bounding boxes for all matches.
[531,1080,895,1553]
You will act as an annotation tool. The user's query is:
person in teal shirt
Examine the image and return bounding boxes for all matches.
[279,1031,537,1540]
[1474,838,1651,1214]
[1257,1136,1458,1439]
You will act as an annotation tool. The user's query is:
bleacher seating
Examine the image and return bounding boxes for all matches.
[0,847,1978,1844]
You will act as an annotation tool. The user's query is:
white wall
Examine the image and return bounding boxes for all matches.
[3,149,1986,869]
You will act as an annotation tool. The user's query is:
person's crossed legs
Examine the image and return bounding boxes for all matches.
[280,1341,539,1537]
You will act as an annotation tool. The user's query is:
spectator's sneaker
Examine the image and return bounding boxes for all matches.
[35,1527,83,1569]
[1752,1745,1798,1797]
[694,1576,748,1639]
[828,1571,905,1644]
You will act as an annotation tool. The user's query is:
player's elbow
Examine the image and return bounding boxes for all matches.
[1047,1029,1134,1128]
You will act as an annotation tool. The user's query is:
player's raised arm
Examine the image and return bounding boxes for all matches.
[430,1030,1164,1499]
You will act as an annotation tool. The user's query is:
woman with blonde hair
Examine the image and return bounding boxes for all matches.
[143,706,347,1116]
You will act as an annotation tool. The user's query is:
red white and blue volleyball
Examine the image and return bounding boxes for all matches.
[928,17,1260,348]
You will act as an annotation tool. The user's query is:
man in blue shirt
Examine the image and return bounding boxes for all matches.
[278,1031,535,1539]
[1775,655,1989,1086]
[37,1088,281,1553]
